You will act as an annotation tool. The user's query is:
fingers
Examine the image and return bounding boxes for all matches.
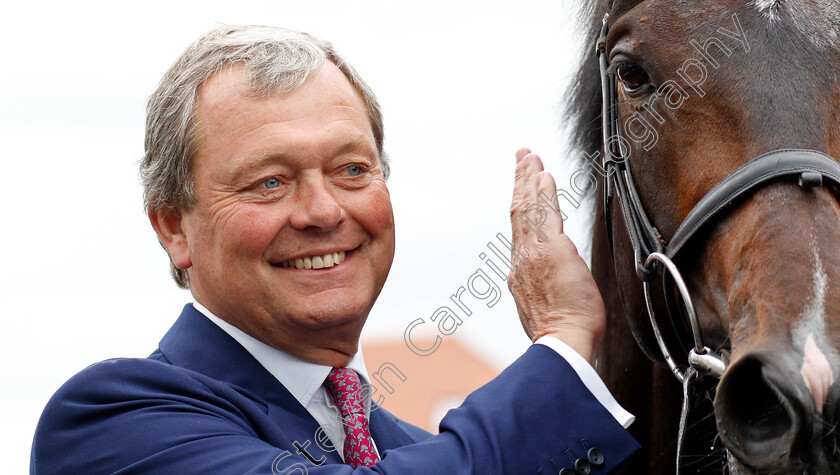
[511,151,542,218]
[511,149,566,244]
[538,170,564,236]
[511,152,545,243]
[515,147,532,163]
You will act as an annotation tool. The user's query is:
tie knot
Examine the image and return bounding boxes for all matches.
[325,367,365,417]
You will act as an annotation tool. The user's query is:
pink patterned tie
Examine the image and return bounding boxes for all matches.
[324,368,380,467]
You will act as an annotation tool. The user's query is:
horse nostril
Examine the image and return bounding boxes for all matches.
[715,353,810,470]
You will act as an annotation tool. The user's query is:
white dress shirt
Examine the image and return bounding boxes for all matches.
[194,301,634,459]
[194,302,375,459]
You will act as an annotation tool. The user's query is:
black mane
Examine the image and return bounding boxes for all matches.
[564,0,610,177]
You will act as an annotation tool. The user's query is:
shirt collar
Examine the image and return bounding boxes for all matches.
[192,302,372,407]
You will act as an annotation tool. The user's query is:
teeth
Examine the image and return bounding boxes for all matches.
[283,251,346,269]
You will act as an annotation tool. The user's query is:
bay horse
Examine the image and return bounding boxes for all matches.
[566,0,840,473]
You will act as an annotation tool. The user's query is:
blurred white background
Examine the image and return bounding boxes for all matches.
[1,0,596,471]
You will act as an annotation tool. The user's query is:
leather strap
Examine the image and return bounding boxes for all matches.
[594,11,840,382]
[666,149,840,259]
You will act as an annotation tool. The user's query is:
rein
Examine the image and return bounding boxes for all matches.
[594,13,840,385]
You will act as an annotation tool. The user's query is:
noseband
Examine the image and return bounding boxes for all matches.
[595,13,840,383]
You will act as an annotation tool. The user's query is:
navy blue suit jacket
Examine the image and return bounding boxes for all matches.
[32,304,638,474]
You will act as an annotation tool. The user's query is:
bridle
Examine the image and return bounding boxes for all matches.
[594,12,840,384]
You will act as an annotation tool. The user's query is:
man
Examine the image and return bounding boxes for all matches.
[31,25,639,474]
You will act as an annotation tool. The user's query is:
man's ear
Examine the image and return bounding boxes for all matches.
[149,209,192,270]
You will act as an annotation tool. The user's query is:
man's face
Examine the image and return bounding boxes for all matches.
[169,62,395,363]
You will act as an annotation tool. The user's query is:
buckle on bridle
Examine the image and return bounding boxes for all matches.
[595,13,609,57]
[635,254,657,282]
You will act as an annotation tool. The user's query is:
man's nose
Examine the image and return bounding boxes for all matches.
[288,177,343,231]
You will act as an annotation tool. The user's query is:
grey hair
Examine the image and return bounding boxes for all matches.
[140,25,388,288]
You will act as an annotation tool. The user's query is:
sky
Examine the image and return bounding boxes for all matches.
[1,1,596,471]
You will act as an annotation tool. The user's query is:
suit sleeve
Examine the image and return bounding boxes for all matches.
[31,345,638,474]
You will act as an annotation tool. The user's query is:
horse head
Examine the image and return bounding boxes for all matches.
[570,0,840,472]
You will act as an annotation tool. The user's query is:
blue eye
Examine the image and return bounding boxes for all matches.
[263,177,281,189]
[347,165,362,176]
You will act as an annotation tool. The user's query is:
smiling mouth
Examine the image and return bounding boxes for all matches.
[275,251,347,269]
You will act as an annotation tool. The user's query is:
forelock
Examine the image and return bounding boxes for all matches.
[752,0,840,50]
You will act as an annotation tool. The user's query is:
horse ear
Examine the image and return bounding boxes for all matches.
[149,208,192,271]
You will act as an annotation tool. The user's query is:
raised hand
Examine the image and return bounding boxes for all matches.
[508,148,607,364]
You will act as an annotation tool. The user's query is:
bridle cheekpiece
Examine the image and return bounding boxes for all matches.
[594,13,840,383]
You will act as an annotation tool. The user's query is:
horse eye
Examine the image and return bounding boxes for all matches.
[616,62,651,93]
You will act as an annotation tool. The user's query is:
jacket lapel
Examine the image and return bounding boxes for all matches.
[156,304,419,464]
[369,404,425,454]
[156,305,343,464]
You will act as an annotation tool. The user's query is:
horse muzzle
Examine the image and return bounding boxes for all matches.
[715,349,840,473]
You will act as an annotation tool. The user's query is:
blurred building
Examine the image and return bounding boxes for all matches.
[362,337,498,433]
